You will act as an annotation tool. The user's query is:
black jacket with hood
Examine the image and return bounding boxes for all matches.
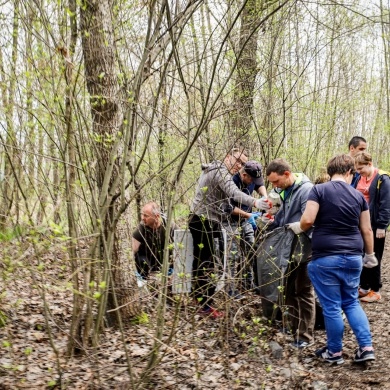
[357,170,390,230]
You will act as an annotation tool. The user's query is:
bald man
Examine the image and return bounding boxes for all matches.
[132,202,178,277]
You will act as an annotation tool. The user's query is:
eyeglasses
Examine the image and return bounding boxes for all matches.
[232,155,245,166]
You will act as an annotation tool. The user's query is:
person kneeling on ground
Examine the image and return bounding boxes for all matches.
[132,202,178,279]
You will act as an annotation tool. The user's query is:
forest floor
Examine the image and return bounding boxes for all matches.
[0,238,389,390]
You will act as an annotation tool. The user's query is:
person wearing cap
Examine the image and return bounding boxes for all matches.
[230,161,267,292]
[233,161,267,198]
[189,148,270,317]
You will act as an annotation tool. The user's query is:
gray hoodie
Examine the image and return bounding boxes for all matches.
[190,160,257,223]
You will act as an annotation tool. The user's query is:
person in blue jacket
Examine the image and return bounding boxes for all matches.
[224,160,268,293]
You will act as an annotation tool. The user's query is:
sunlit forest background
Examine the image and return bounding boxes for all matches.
[1,0,390,387]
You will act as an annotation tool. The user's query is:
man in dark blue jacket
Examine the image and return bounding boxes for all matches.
[230,161,267,291]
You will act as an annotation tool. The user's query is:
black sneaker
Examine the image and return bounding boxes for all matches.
[315,346,344,365]
[354,347,375,363]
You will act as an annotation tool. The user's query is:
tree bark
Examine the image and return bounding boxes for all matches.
[231,0,262,141]
[0,0,20,228]
[79,0,140,344]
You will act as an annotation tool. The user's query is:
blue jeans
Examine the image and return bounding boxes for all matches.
[308,255,373,353]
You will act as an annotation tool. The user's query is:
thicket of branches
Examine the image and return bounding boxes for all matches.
[1,0,390,385]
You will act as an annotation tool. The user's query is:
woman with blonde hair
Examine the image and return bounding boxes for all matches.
[354,152,390,302]
[314,169,330,185]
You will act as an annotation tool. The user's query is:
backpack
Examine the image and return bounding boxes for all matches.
[377,169,390,190]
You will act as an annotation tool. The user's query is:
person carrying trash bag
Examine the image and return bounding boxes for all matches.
[256,226,312,332]
[256,158,316,349]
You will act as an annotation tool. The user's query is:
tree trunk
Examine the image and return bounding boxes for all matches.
[0,0,20,229]
[231,0,262,142]
[79,0,140,345]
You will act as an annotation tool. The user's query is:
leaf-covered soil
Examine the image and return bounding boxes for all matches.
[1,239,389,389]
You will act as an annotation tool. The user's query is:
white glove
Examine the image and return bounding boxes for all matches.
[287,222,303,235]
[376,229,386,239]
[363,253,378,268]
[255,197,271,211]
[261,213,274,224]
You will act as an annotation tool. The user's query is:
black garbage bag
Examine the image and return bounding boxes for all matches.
[256,226,312,320]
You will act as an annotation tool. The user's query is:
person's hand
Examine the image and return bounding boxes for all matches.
[255,198,272,211]
[287,222,303,235]
[252,211,262,220]
[261,213,274,224]
[247,214,258,230]
[376,229,386,239]
[363,253,378,268]
[268,206,279,216]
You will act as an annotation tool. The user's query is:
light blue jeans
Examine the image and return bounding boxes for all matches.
[308,254,373,353]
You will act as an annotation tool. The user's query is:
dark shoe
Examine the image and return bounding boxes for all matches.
[198,307,224,319]
[354,347,375,363]
[315,346,344,365]
[290,339,313,349]
[253,287,261,295]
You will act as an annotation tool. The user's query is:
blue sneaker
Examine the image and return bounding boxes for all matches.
[315,346,344,365]
[354,347,375,363]
[290,339,313,349]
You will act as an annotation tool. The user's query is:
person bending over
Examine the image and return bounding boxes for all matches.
[301,154,377,365]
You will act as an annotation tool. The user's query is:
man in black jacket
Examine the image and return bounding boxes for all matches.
[132,202,177,278]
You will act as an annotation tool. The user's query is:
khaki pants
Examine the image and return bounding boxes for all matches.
[284,262,315,343]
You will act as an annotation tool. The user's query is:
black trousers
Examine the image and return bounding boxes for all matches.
[188,214,222,307]
[135,254,159,278]
[360,229,386,292]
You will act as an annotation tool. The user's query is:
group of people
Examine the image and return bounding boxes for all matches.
[131,136,390,365]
